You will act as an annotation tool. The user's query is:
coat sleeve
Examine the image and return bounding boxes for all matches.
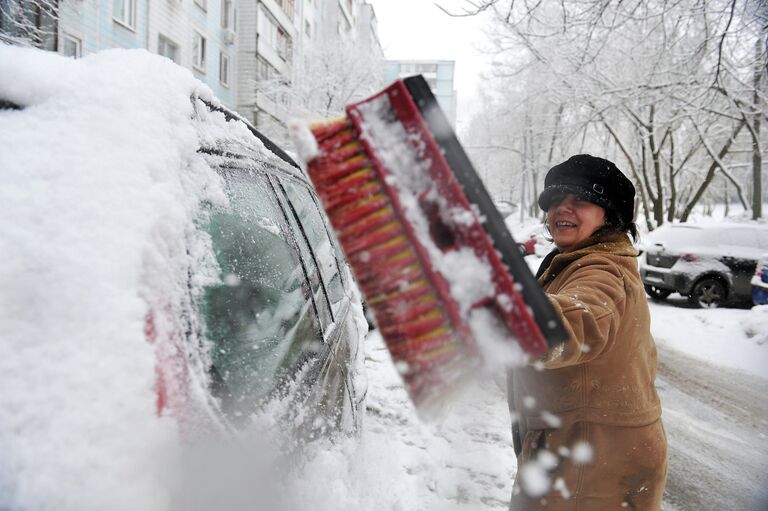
[537,256,626,369]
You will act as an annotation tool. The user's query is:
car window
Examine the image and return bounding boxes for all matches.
[200,170,323,414]
[279,178,346,322]
[721,229,762,249]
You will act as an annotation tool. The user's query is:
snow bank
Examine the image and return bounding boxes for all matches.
[649,302,768,379]
[0,44,224,510]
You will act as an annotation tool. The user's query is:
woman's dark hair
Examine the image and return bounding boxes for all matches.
[597,208,639,242]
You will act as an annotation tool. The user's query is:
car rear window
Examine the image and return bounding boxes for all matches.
[201,171,323,413]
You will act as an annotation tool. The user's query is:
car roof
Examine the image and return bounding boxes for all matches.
[664,222,768,231]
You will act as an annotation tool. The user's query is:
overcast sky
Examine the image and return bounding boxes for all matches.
[367,0,493,130]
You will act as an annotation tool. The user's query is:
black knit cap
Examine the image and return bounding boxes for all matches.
[538,154,635,225]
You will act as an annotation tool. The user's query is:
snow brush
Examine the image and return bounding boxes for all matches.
[293,75,567,409]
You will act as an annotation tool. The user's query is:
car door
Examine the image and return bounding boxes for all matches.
[272,174,363,432]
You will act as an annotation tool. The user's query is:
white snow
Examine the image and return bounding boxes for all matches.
[0,44,228,511]
[571,441,594,464]
[287,117,320,161]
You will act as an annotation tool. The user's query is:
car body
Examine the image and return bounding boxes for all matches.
[639,223,768,308]
[752,253,768,306]
[0,45,367,509]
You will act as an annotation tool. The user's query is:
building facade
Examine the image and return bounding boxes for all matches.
[1,0,384,134]
[384,59,457,127]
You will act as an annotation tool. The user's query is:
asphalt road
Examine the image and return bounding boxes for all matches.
[656,344,768,511]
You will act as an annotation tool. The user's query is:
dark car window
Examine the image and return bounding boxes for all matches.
[200,170,324,414]
[279,178,345,323]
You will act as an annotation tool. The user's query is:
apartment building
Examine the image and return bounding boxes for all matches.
[385,59,457,127]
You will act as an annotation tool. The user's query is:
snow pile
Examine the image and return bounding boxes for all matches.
[742,305,768,346]
[649,301,768,378]
[0,44,226,510]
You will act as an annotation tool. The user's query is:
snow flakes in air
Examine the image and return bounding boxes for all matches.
[572,441,594,464]
[553,477,572,499]
[541,411,563,428]
[519,449,558,497]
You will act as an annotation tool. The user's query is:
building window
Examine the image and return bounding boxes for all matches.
[221,0,233,29]
[256,56,277,81]
[276,28,291,61]
[278,0,294,20]
[219,52,230,87]
[113,0,136,29]
[61,34,81,58]
[193,31,207,72]
[194,0,207,12]
[158,34,179,64]
[258,8,292,62]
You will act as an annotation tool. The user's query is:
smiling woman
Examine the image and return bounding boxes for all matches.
[545,193,606,251]
[507,155,667,511]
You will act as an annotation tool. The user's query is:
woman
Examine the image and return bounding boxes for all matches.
[508,154,667,510]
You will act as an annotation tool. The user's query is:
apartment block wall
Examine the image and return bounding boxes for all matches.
[385,59,457,127]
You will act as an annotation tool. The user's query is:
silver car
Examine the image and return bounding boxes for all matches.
[639,223,768,308]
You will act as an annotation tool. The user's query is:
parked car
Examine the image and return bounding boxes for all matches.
[752,253,768,306]
[510,221,554,257]
[639,223,768,308]
[0,45,367,509]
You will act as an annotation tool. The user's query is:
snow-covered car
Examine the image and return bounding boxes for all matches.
[510,221,554,257]
[0,45,367,509]
[639,223,768,308]
[752,253,768,306]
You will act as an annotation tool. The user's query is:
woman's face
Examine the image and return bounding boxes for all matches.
[546,193,606,251]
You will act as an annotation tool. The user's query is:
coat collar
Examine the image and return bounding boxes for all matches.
[538,230,638,285]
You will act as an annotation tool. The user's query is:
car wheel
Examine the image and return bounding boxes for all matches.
[644,284,671,300]
[689,278,726,308]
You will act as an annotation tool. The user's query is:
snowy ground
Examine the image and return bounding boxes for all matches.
[351,283,768,511]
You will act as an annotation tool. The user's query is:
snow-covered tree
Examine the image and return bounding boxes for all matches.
[0,0,58,50]
[458,0,767,227]
[254,35,385,146]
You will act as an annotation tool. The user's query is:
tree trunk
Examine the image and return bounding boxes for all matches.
[667,132,677,222]
[752,34,764,220]
[680,120,746,221]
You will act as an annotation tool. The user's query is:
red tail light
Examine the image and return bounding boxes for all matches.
[680,253,699,262]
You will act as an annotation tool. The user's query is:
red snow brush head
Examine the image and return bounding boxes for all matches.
[294,76,566,411]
